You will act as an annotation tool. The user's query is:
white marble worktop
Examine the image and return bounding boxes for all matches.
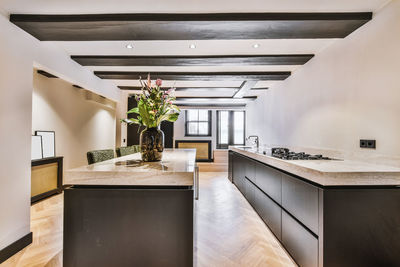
[64,149,196,186]
[230,146,400,186]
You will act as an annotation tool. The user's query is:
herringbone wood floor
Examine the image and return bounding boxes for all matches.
[1,172,296,267]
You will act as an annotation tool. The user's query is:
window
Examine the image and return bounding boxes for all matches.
[217,110,245,149]
[185,110,212,136]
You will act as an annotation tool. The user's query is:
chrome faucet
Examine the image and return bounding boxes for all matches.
[246,135,259,149]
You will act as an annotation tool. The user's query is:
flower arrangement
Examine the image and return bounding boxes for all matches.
[122,75,180,128]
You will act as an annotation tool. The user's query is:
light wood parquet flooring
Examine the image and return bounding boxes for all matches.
[1,172,295,267]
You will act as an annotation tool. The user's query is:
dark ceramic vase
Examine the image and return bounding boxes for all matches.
[140,127,164,162]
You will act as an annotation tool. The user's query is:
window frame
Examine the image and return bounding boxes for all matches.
[184,110,212,137]
[216,110,246,149]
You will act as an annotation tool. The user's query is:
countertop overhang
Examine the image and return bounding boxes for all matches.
[64,149,196,186]
[230,146,400,186]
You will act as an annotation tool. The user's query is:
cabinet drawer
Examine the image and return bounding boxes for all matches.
[244,178,256,206]
[245,158,256,183]
[282,211,318,267]
[233,155,246,194]
[282,173,319,235]
[228,151,233,182]
[234,174,245,195]
[256,163,282,204]
[254,186,282,240]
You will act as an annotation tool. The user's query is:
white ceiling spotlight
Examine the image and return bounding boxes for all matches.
[126,44,134,49]
[253,43,260,48]
[189,43,196,49]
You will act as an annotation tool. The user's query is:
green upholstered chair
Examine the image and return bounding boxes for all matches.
[116,145,141,157]
[87,149,115,165]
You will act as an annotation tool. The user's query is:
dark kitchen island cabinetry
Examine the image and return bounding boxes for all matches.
[229,149,400,267]
[63,149,196,267]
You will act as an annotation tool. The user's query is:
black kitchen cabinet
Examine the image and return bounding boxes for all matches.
[245,158,256,183]
[244,178,256,206]
[64,186,193,267]
[322,188,400,267]
[255,162,282,204]
[254,185,282,241]
[228,151,233,182]
[232,153,246,194]
[231,151,320,266]
[229,150,400,267]
[232,153,240,190]
[282,211,318,267]
[282,173,319,235]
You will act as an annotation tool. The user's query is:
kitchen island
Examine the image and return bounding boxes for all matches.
[229,146,400,267]
[63,149,197,267]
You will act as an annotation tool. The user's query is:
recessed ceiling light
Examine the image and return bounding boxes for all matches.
[189,44,196,49]
[253,43,260,48]
[126,44,134,49]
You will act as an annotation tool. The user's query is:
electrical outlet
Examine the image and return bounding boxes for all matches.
[360,139,376,149]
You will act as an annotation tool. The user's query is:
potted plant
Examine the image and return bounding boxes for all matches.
[122,75,180,161]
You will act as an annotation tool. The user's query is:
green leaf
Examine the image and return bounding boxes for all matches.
[127,107,139,114]
[121,118,141,125]
[166,113,179,122]
[128,118,140,124]
[138,101,149,127]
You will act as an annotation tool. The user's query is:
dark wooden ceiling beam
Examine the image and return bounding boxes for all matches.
[233,81,258,98]
[71,55,314,66]
[37,70,58,78]
[177,103,247,108]
[10,12,372,41]
[175,96,256,100]
[118,86,238,91]
[94,71,291,81]
[251,87,269,90]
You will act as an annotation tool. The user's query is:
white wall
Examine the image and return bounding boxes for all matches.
[0,13,33,253]
[0,13,120,251]
[246,0,400,163]
[32,73,116,169]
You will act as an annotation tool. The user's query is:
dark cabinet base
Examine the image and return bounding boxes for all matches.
[64,186,193,267]
[322,188,400,267]
[230,150,400,267]
[254,185,282,241]
[282,211,318,267]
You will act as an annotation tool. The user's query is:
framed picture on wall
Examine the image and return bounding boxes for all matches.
[35,131,55,158]
[31,135,43,160]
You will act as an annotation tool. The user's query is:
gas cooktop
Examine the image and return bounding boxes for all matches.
[271,147,333,160]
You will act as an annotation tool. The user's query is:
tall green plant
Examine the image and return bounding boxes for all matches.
[122,75,180,128]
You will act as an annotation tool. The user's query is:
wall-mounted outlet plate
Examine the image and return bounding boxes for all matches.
[360,139,376,149]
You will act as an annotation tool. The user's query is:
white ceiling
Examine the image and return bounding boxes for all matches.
[57,39,336,56]
[57,39,333,97]
[0,0,390,14]
[1,0,391,101]
[58,39,332,97]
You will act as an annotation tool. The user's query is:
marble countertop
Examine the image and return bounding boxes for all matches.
[230,146,400,186]
[64,149,196,186]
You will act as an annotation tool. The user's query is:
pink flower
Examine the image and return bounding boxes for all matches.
[166,88,175,95]
[156,79,162,87]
